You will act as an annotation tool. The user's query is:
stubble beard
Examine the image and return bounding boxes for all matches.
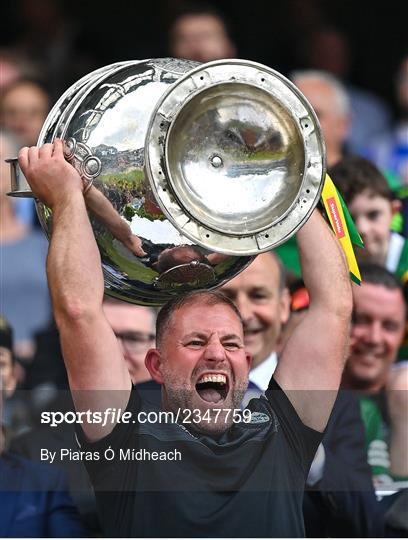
[161,367,248,435]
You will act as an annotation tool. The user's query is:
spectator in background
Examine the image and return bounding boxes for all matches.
[329,156,407,282]
[102,299,156,385]
[0,49,39,91]
[365,53,408,189]
[221,254,290,394]
[275,69,352,280]
[12,0,97,101]
[280,275,408,535]
[0,320,86,537]
[0,316,19,438]
[294,26,391,153]
[0,313,44,442]
[221,253,383,537]
[292,69,351,168]
[0,130,51,361]
[365,53,408,240]
[0,449,87,537]
[342,265,408,487]
[0,78,50,147]
[0,78,50,228]
[168,2,236,62]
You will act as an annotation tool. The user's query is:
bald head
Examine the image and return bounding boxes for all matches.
[292,71,350,166]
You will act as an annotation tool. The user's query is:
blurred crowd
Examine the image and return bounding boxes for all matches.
[1,0,407,537]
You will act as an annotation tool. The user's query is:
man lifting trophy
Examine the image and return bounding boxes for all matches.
[10,58,352,537]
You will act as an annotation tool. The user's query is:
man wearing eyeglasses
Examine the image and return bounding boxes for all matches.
[102,299,156,385]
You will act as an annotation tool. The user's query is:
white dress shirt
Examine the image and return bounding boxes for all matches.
[249,351,278,392]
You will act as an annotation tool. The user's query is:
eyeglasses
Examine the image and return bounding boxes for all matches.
[114,331,155,353]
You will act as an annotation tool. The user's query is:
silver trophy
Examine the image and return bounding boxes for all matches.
[7,58,325,305]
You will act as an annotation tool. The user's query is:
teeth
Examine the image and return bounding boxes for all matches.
[197,374,226,385]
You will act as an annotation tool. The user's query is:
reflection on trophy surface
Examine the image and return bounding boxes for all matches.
[7,58,325,305]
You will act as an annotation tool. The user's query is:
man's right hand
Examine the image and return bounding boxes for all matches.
[18,139,83,209]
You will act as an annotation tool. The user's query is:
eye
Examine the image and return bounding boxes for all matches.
[250,291,269,302]
[187,340,205,348]
[223,342,241,350]
[367,210,380,221]
[383,321,401,332]
[353,313,371,326]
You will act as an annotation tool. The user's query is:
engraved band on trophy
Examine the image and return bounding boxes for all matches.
[7,58,325,306]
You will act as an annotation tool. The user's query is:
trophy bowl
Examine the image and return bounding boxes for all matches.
[7,58,325,306]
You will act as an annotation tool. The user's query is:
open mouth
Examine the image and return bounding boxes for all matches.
[195,373,229,403]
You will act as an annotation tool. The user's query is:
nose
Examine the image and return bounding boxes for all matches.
[366,321,382,345]
[203,335,227,362]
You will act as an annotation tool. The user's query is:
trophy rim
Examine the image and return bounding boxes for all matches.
[145,58,326,256]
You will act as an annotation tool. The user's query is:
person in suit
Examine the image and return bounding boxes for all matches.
[221,253,384,537]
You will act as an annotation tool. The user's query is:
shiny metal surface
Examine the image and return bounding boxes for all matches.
[24,58,254,305]
[7,57,325,305]
[147,60,325,254]
[169,83,304,234]
[6,157,34,197]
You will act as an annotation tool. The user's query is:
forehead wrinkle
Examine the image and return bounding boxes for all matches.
[159,299,244,350]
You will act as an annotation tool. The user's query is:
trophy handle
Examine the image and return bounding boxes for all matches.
[6,138,101,198]
[6,158,34,198]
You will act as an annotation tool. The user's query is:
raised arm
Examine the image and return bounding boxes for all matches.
[18,141,131,441]
[274,210,352,431]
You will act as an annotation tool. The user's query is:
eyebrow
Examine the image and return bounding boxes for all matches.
[182,332,243,342]
[183,332,208,340]
[221,334,243,343]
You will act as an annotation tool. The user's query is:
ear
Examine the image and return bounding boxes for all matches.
[145,348,164,384]
[391,199,402,215]
[279,287,291,326]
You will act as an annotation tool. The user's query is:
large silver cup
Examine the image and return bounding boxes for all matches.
[7,58,325,305]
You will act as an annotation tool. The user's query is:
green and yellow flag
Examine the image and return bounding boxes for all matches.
[321,174,363,285]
